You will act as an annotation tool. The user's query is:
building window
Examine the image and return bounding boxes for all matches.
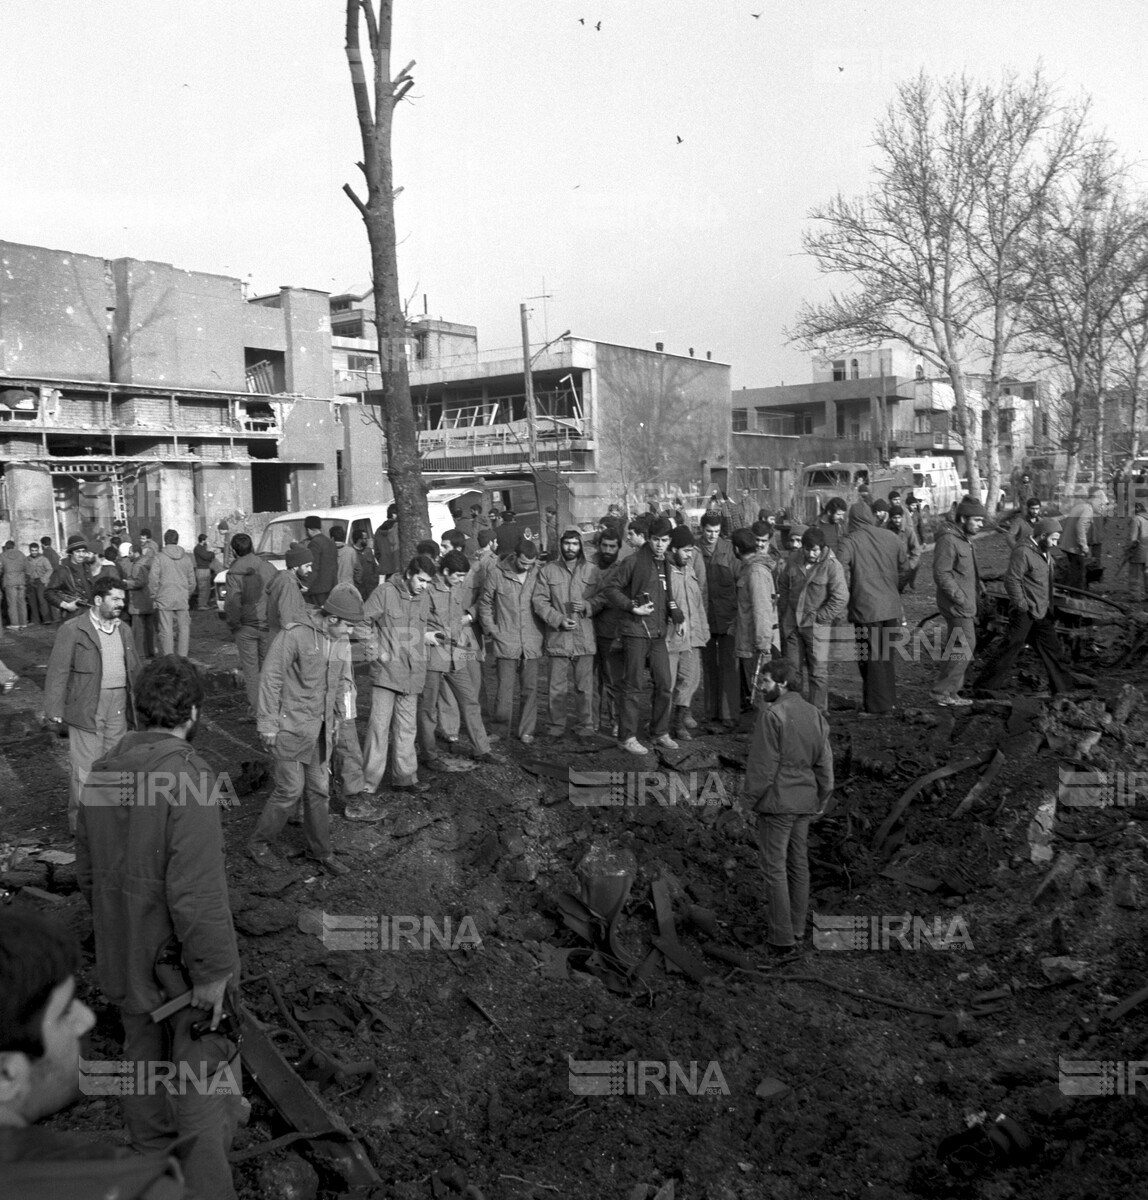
[850,358,859,380]
[732,408,748,432]
[832,360,846,382]
[347,355,375,372]
[800,413,814,435]
[1022,386,1035,400]
[915,364,925,380]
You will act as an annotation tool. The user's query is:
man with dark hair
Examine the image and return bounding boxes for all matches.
[416,538,441,563]
[148,530,195,657]
[624,513,651,558]
[697,510,738,729]
[494,509,525,556]
[44,575,139,832]
[817,498,848,554]
[331,525,357,586]
[930,497,986,708]
[1004,496,1042,549]
[665,525,709,740]
[0,910,203,1196]
[39,534,60,570]
[588,526,625,736]
[744,658,833,962]
[1,539,29,628]
[302,515,338,606]
[224,532,277,714]
[352,527,380,599]
[732,527,778,710]
[888,503,922,591]
[373,503,400,579]
[440,529,467,560]
[480,539,544,744]
[252,588,369,872]
[45,534,96,616]
[121,542,157,659]
[533,529,601,739]
[777,526,847,713]
[603,516,678,754]
[837,501,908,715]
[192,533,215,610]
[420,551,502,767]
[25,541,53,625]
[363,555,438,794]
[77,656,242,1200]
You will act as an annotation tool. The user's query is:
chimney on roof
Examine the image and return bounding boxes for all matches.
[689,347,695,357]
[655,341,664,352]
[706,351,712,360]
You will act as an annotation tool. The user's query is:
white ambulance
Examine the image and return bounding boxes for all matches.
[889,456,962,515]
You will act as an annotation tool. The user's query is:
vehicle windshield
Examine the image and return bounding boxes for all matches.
[805,469,851,487]
[257,518,356,557]
[913,473,925,486]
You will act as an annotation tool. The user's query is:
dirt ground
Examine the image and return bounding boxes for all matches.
[2,530,1147,1200]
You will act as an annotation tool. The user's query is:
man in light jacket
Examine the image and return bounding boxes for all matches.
[743,658,833,961]
[533,528,601,740]
[930,497,985,708]
[836,502,907,715]
[1060,487,1106,590]
[665,525,710,740]
[480,540,545,744]
[0,540,29,628]
[732,527,778,711]
[777,527,848,714]
[148,529,196,657]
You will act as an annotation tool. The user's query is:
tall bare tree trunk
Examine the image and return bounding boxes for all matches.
[345,0,428,562]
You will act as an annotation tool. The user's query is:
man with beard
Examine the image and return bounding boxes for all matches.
[665,526,709,740]
[697,510,739,730]
[533,528,601,739]
[732,527,779,710]
[930,497,986,708]
[888,503,922,592]
[267,542,314,635]
[744,658,833,963]
[76,656,242,1200]
[588,527,625,735]
[302,515,338,606]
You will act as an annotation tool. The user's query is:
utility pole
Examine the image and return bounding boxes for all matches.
[520,302,538,464]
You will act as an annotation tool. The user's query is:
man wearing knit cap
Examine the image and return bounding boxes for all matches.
[480,539,544,744]
[930,496,986,707]
[533,528,602,739]
[267,542,314,636]
[777,526,847,713]
[665,524,709,739]
[974,517,1076,696]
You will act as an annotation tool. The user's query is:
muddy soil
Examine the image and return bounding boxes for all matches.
[2,533,1147,1200]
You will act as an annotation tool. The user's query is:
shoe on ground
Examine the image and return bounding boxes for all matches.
[765,943,801,965]
[933,694,973,708]
[246,842,283,871]
[473,751,507,765]
[619,737,650,756]
[344,797,387,823]
[575,729,601,740]
[653,733,679,749]
[1,681,17,694]
[545,729,566,739]
[424,755,452,772]
[486,733,502,745]
[681,712,698,729]
[392,779,431,794]
[673,726,694,741]
[307,854,351,877]
[520,733,535,746]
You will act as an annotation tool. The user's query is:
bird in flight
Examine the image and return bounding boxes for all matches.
[676,135,683,144]
[595,21,602,30]
[578,17,585,23]
[751,11,762,16]
[838,66,844,72]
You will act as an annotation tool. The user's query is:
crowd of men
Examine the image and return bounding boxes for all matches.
[3,479,1141,1196]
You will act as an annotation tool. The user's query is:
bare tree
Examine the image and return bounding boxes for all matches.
[1107,227,1148,460]
[344,0,428,560]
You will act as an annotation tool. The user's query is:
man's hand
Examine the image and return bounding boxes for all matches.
[633,602,655,616]
[424,631,444,647]
[561,617,578,631]
[60,600,79,612]
[189,976,230,1031]
[259,732,275,751]
[570,601,587,615]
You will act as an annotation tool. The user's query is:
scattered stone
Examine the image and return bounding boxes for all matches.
[1027,1086,1071,1123]
[38,849,76,865]
[1039,956,1087,984]
[1114,872,1141,909]
[255,1152,319,1200]
[755,1076,791,1102]
[1111,684,1143,725]
[1027,793,1057,864]
[236,898,296,936]
[1032,852,1078,905]
[17,885,67,906]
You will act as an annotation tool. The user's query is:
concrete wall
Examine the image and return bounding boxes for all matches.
[136,465,198,544]
[195,465,254,539]
[0,463,56,546]
[277,398,338,508]
[0,242,111,380]
[340,403,390,505]
[280,289,333,397]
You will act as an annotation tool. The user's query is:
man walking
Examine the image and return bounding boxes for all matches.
[888,503,923,591]
[533,528,600,740]
[930,497,986,707]
[732,527,779,710]
[1004,497,1042,548]
[480,540,545,744]
[1060,487,1106,590]
[697,511,739,730]
[148,530,195,657]
[777,527,848,714]
[43,576,140,832]
[192,533,215,609]
[303,515,338,606]
[76,657,242,1200]
[974,517,1077,696]
[250,588,365,874]
[363,555,438,794]
[224,533,278,714]
[602,516,678,755]
[744,658,833,962]
[1,540,29,628]
[836,502,908,715]
[665,525,709,740]
[120,542,157,660]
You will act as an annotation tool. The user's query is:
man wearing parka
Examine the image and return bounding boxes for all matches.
[602,516,680,754]
[665,526,710,739]
[777,527,848,713]
[1059,487,1106,590]
[76,657,242,1200]
[147,529,196,657]
[743,658,833,955]
[224,532,278,712]
[250,589,364,873]
[533,528,601,738]
[587,528,625,734]
[120,543,156,659]
[697,511,739,727]
[836,501,907,715]
[731,528,779,694]
[480,540,544,742]
[362,556,437,793]
[930,497,986,706]
[45,534,96,614]
[45,576,140,832]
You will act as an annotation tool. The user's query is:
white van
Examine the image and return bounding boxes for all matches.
[889,456,962,515]
[214,490,461,611]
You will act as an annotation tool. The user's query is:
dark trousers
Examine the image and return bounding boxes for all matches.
[618,635,672,742]
[856,619,898,714]
[1063,552,1088,590]
[595,635,625,729]
[701,631,739,722]
[132,610,158,659]
[27,580,51,623]
[976,608,1075,694]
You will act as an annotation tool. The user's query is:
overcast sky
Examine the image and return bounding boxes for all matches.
[4,1,1147,389]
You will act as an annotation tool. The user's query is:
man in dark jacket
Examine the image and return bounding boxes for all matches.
[45,534,96,615]
[76,657,242,1200]
[588,527,624,735]
[373,504,400,579]
[267,543,313,635]
[777,527,848,713]
[744,658,833,960]
[975,517,1076,696]
[224,533,278,713]
[817,498,848,554]
[697,511,739,729]
[192,533,215,609]
[44,575,140,832]
[930,498,986,707]
[120,542,157,660]
[602,516,679,755]
[837,501,908,715]
[303,515,338,606]
[352,528,380,599]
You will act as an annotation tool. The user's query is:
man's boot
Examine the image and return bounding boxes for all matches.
[672,705,694,741]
